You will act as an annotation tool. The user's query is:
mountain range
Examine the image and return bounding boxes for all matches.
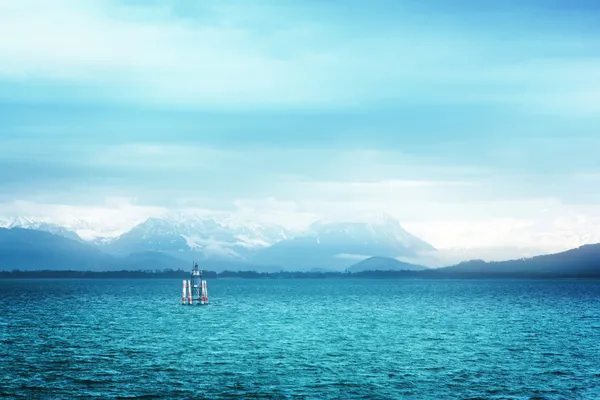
[251,216,435,270]
[1,225,599,276]
[1,213,599,275]
[0,228,112,271]
[441,243,600,275]
[0,213,437,272]
[0,216,84,242]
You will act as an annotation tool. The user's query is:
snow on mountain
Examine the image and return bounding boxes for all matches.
[0,214,132,243]
[251,213,437,270]
[1,216,84,242]
[308,213,435,253]
[0,211,434,269]
[103,212,292,260]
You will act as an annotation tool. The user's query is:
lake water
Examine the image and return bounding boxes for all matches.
[1,278,600,399]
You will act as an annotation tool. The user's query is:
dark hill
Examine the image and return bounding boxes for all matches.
[0,227,113,271]
[0,228,283,273]
[346,256,428,273]
[116,251,187,271]
[440,244,600,275]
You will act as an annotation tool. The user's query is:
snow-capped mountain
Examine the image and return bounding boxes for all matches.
[251,214,437,270]
[103,213,292,261]
[0,216,83,242]
[0,211,437,270]
[308,214,435,253]
[100,212,437,268]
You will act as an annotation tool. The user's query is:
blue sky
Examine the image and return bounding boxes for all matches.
[1,0,600,256]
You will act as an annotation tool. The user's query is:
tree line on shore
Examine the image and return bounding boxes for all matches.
[2,268,599,279]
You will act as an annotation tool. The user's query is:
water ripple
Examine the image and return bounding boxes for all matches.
[1,278,600,399]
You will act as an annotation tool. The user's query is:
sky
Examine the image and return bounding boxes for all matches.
[1,0,600,260]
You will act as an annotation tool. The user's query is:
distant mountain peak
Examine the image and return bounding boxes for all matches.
[252,216,436,271]
[346,256,428,272]
[0,211,435,272]
[103,213,293,261]
[1,217,84,242]
[307,216,436,252]
[4,216,37,228]
[362,211,401,225]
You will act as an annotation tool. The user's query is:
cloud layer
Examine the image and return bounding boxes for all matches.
[1,0,599,260]
[1,0,599,110]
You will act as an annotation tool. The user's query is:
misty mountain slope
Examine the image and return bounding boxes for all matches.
[116,251,188,271]
[310,215,435,253]
[103,214,292,263]
[441,243,600,274]
[346,256,429,273]
[0,228,113,271]
[104,217,191,254]
[0,217,84,242]
[252,217,436,270]
[0,228,279,272]
[0,212,434,271]
[114,250,283,273]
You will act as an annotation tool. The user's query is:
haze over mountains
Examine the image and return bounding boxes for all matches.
[442,244,600,275]
[346,256,429,273]
[2,212,600,276]
[252,216,435,270]
[0,213,438,272]
[0,216,85,243]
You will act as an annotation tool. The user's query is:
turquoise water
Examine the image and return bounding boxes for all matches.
[1,278,600,399]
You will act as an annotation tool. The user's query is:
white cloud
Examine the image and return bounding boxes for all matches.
[2,137,599,259]
[231,198,318,232]
[0,0,360,107]
[2,188,600,264]
[181,235,244,258]
[2,3,599,265]
[0,0,598,112]
[233,182,600,261]
[91,143,233,169]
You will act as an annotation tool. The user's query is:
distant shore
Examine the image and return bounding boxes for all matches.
[2,269,600,279]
